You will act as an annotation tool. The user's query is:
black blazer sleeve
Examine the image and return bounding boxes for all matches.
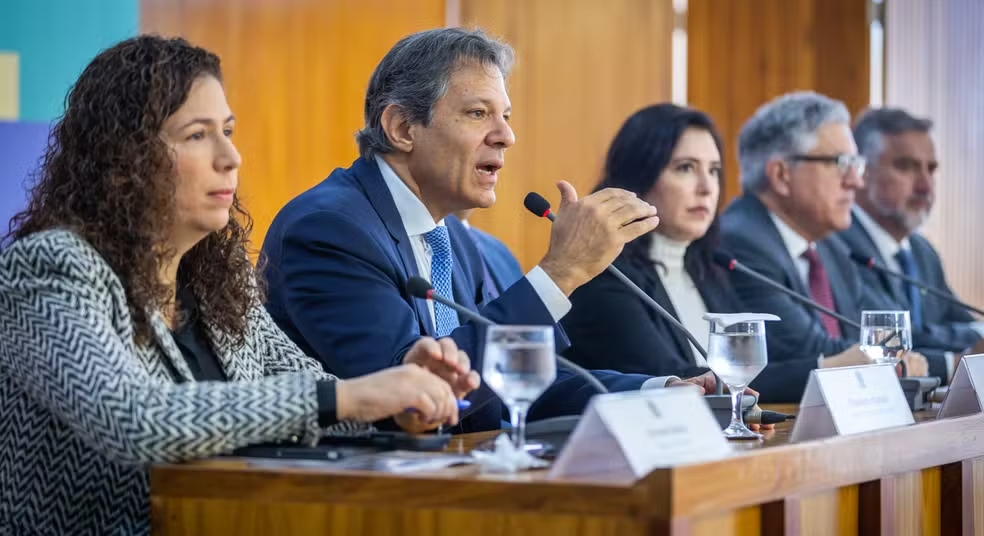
[562,260,707,379]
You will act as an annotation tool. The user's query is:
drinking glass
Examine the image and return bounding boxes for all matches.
[705,317,769,439]
[860,310,912,369]
[482,325,557,450]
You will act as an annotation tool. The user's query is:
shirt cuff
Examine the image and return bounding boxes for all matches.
[944,351,956,382]
[968,322,984,339]
[641,376,680,389]
[526,265,573,321]
[316,380,340,428]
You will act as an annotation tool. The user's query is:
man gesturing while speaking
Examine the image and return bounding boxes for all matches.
[262,28,666,434]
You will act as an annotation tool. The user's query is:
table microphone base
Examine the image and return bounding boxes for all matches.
[901,376,942,411]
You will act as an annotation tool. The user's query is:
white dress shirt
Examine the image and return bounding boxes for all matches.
[649,233,709,367]
[375,156,572,328]
[768,211,812,287]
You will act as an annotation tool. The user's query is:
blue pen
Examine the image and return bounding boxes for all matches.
[406,399,471,413]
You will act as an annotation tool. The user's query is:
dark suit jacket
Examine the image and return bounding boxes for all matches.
[720,194,951,381]
[720,194,862,359]
[468,226,524,295]
[838,213,981,354]
[561,247,821,402]
[261,157,649,432]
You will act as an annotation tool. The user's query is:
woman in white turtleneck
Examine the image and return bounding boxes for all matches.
[648,232,713,367]
[562,103,727,381]
[564,104,812,403]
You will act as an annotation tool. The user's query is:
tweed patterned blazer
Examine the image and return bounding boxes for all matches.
[0,230,366,535]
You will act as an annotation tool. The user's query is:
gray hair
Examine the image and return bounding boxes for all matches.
[853,107,933,165]
[356,27,514,159]
[738,91,851,193]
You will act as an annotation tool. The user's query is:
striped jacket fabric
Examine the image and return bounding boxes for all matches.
[0,230,366,535]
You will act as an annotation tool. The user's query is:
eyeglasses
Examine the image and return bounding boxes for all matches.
[788,153,867,177]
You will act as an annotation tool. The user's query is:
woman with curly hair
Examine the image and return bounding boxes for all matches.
[0,35,478,535]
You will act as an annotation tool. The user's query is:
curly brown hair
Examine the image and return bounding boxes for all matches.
[6,35,260,347]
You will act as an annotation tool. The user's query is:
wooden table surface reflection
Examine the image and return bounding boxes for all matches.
[152,402,980,536]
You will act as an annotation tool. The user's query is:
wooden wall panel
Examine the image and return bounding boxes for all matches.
[140,0,446,255]
[461,0,673,270]
[687,0,870,204]
[884,0,984,311]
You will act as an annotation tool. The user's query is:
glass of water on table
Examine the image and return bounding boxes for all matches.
[859,310,912,373]
[704,313,780,440]
[482,325,557,450]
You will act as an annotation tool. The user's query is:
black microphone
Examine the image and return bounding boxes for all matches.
[744,407,796,425]
[848,252,984,317]
[523,192,725,396]
[406,277,609,395]
[712,251,861,329]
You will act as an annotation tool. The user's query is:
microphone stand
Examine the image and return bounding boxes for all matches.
[522,193,729,399]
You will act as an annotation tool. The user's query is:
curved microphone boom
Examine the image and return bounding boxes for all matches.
[848,252,984,317]
[713,251,910,376]
[712,251,861,329]
[523,192,725,396]
[405,277,609,395]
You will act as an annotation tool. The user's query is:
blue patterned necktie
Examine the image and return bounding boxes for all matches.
[422,226,460,337]
[895,248,924,332]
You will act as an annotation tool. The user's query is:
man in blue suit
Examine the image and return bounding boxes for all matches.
[839,107,984,382]
[719,92,929,400]
[261,28,710,434]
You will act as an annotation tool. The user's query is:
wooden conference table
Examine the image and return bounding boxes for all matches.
[150,404,984,535]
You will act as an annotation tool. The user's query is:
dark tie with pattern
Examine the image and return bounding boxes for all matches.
[802,247,843,338]
[894,248,924,332]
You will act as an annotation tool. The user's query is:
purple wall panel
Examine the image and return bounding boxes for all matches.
[0,121,49,233]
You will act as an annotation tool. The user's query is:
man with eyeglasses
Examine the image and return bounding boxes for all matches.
[718,92,929,397]
[837,107,984,383]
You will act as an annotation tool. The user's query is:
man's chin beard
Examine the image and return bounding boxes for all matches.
[903,211,929,232]
[886,208,928,234]
[868,195,929,234]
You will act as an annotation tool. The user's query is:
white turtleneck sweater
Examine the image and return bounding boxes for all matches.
[648,233,709,367]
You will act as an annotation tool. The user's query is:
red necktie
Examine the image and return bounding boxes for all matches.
[801,248,842,338]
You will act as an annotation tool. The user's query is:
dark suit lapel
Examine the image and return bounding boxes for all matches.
[910,236,942,322]
[694,270,742,314]
[743,195,813,299]
[449,233,478,319]
[846,214,907,304]
[351,157,435,336]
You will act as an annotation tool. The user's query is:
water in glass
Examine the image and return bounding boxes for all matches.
[703,313,778,440]
[484,342,556,405]
[482,325,556,451]
[706,332,767,389]
[860,310,911,367]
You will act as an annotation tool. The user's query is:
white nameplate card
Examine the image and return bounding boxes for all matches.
[937,354,984,418]
[548,387,730,483]
[790,364,914,442]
